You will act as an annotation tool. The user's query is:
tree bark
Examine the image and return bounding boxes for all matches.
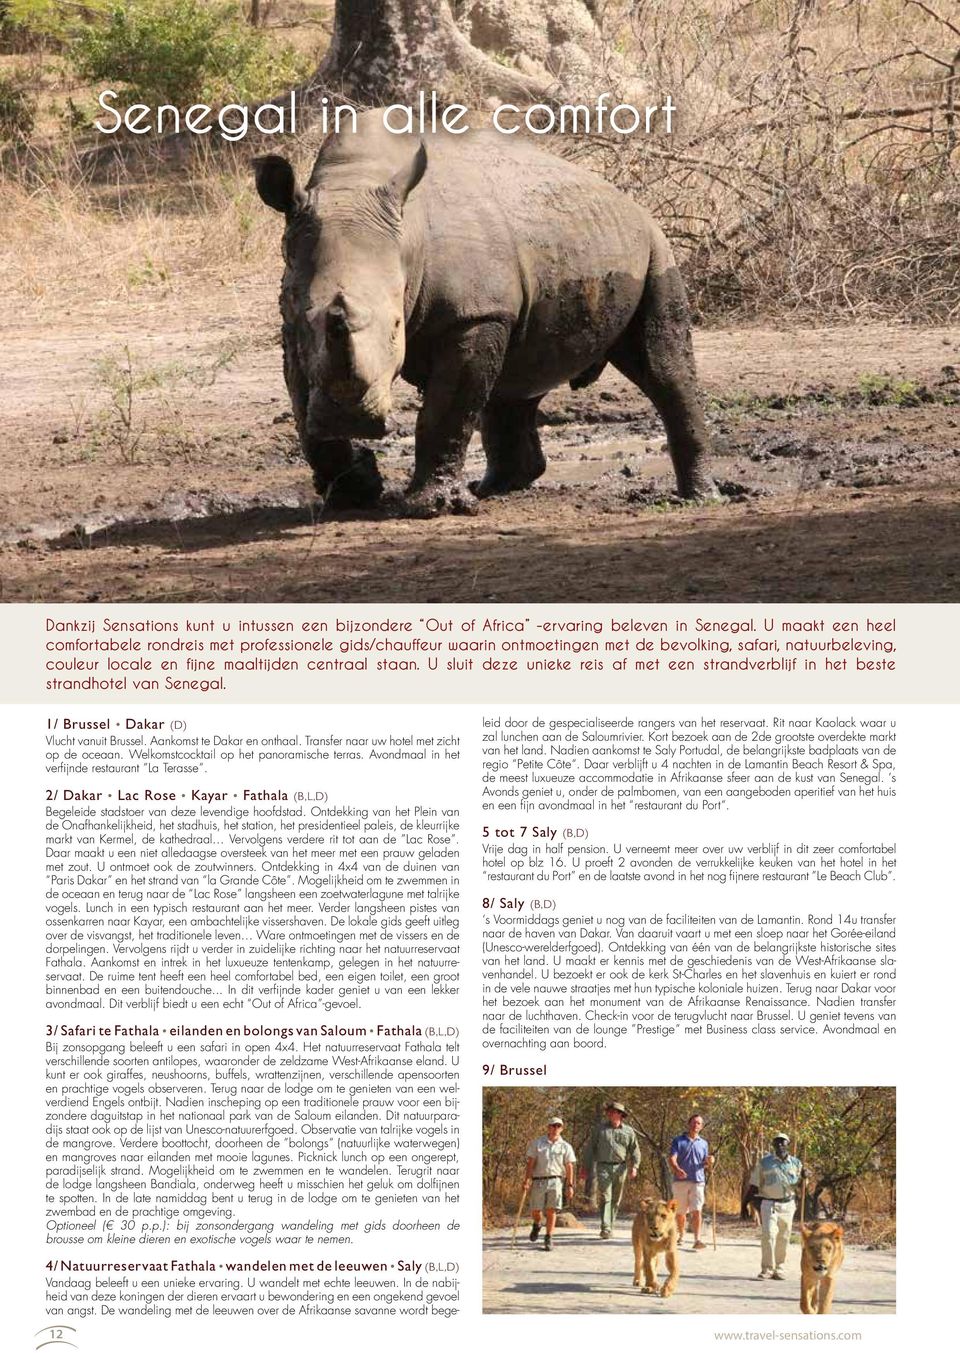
[317,0,541,102]
[315,0,636,105]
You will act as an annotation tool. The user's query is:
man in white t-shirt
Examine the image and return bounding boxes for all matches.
[525,1116,577,1251]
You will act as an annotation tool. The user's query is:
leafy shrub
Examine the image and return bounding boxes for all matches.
[1,0,70,49]
[71,0,307,107]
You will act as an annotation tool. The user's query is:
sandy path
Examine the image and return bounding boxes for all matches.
[482,1218,895,1315]
[5,297,959,391]
[4,311,958,423]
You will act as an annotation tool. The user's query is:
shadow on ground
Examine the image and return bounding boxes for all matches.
[482,1221,896,1315]
[4,486,958,603]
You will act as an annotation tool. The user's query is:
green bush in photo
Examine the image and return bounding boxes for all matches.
[2,0,72,45]
[71,0,307,108]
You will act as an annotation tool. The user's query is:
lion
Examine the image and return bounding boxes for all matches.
[800,1223,845,1314]
[632,1198,680,1298]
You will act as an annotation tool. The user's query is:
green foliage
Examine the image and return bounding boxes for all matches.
[856,373,921,407]
[71,0,307,108]
[86,339,245,463]
[801,1087,896,1217]
[2,0,71,43]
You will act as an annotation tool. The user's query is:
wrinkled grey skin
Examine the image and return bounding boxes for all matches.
[255,110,713,514]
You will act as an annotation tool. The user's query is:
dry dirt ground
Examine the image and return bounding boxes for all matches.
[2,287,958,602]
[482,1216,895,1315]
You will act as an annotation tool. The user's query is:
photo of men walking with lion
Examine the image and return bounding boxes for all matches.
[483,1086,895,1315]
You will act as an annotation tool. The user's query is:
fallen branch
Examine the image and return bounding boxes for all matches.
[750,101,942,130]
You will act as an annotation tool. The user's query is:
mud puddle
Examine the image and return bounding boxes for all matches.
[4,432,720,550]
[5,487,317,551]
[544,434,670,483]
[7,423,957,552]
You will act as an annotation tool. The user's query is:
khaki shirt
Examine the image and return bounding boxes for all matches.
[526,1135,576,1177]
[586,1122,641,1170]
[750,1153,803,1200]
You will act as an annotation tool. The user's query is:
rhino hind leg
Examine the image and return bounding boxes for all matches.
[610,264,715,500]
[472,397,546,497]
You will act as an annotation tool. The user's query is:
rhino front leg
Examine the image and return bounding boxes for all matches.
[303,438,384,509]
[283,326,383,508]
[405,321,510,517]
[473,397,546,497]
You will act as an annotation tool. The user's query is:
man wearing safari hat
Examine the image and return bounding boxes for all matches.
[582,1101,641,1239]
[524,1115,576,1252]
[747,1132,806,1280]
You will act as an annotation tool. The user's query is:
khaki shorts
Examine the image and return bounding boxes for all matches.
[530,1177,564,1212]
[672,1179,706,1213]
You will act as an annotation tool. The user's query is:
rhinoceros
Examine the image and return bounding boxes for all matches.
[254,110,713,514]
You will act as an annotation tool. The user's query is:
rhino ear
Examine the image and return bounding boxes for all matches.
[253,155,305,215]
[385,141,428,210]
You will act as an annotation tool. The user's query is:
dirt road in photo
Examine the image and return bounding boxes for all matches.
[2,295,958,602]
[483,1217,895,1315]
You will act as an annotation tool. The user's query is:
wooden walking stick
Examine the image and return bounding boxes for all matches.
[753,1129,764,1227]
[799,1141,807,1225]
[512,1178,531,1249]
[711,1154,718,1251]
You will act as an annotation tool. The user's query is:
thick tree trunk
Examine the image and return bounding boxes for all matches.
[317,0,545,102]
[316,0,638,105]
